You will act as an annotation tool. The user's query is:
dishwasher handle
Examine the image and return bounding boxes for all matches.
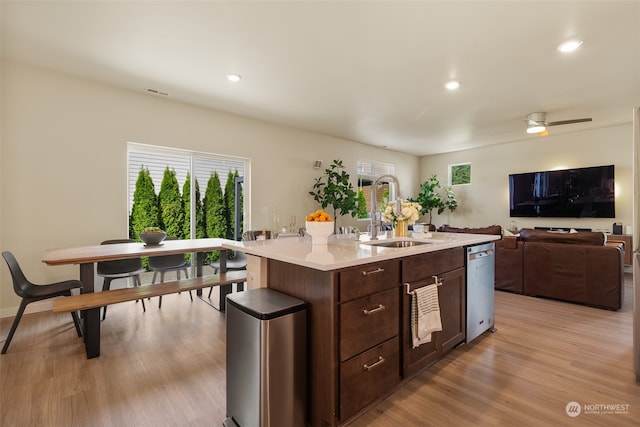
[468,249,494,261]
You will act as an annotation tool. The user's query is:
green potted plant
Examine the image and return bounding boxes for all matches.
[411,174,458,230]
[309,159,358,233]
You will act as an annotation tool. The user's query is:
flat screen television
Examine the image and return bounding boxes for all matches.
[509,165,615,218]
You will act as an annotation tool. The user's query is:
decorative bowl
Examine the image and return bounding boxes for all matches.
[140,230,167,246]
[305,221,334,245]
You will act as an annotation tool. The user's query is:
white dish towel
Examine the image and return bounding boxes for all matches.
[411,284,443,348]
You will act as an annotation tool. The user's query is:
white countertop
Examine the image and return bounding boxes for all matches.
[224,232,500,271]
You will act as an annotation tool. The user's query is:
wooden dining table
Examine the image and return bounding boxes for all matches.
[43,238,240,358]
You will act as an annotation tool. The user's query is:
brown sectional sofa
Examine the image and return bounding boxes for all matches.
[515,229,625,310]
[439,225,626,310]
[495,235,524,294]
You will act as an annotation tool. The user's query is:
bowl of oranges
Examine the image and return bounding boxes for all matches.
[305,210,334,245]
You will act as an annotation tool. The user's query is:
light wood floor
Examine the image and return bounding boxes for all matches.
[1,275,638,427]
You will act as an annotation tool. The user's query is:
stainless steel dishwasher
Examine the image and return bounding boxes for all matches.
[466,242,496,342]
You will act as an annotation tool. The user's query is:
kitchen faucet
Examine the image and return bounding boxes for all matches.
[370,174,400,240]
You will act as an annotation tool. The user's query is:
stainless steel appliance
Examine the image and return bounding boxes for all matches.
[466,242,496,342]
[223,288,307,427]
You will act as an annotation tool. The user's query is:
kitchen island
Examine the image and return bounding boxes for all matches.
[230,232,500,426]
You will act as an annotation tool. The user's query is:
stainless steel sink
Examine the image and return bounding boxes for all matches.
[361,239,432,248]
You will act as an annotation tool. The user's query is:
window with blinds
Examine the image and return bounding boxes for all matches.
[127,143,249,238]
[357,160,396,178]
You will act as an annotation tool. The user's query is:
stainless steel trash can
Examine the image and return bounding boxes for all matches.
[223,288,307,427]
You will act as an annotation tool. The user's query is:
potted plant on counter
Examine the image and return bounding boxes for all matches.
[309,159,358,233]
[411,174,458,231]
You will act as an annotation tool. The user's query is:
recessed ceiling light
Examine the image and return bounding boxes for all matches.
[557,39,583,53]
[226,73,242,82]
[445,80,460,90]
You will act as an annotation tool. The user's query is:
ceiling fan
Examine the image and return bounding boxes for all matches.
[525,112,592,135]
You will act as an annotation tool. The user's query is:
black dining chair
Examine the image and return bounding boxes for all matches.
[97,239,146,320]
[208,250,247,298]
[1,251,83,354]
[241,230,272,241]
[207,231,258,299]
[148,237,191,308]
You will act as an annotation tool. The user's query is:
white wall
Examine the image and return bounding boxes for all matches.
[0,61,419,315]
[419,124,634,233]
[1,60,634,316]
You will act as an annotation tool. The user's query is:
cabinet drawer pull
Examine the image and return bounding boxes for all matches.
[362,304,385,315]
[362,267,385,276]
[363,356,385,371]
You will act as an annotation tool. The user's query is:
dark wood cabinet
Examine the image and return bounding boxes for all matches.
[434,267,465,353]
[339,336,399,420]
[338,260,399,302]
[268,247,467,426]
[401,248,465,378]
[339,287,399,361]
[268,258,402,426]
[403,247,464,282]
[337,261,401,420]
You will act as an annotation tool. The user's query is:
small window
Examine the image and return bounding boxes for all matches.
[449,163,471,186]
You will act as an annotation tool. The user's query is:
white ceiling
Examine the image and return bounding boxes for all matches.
[2,1,639,156]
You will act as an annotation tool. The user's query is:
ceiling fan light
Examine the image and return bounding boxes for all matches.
[527,124,546,134]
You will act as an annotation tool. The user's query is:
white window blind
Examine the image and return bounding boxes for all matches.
[357,160,395,178]
[127,143,248,236]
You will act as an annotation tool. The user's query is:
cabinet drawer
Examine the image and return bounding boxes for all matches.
[402,247,464,283]
[340,288,399,361]
[339,260,399,302]
[340,336,399,421]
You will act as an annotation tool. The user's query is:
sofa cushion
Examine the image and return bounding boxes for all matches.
[500,235,519,249]
[522,240,622,310]
[503,229,518,237]
[495,237,524,293]
[439,224,502,235]
[519,228,604,246]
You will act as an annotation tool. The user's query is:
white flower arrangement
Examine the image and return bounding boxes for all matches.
[381,199,422,227]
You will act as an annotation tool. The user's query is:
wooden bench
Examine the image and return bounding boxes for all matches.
[52,270,247,312]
